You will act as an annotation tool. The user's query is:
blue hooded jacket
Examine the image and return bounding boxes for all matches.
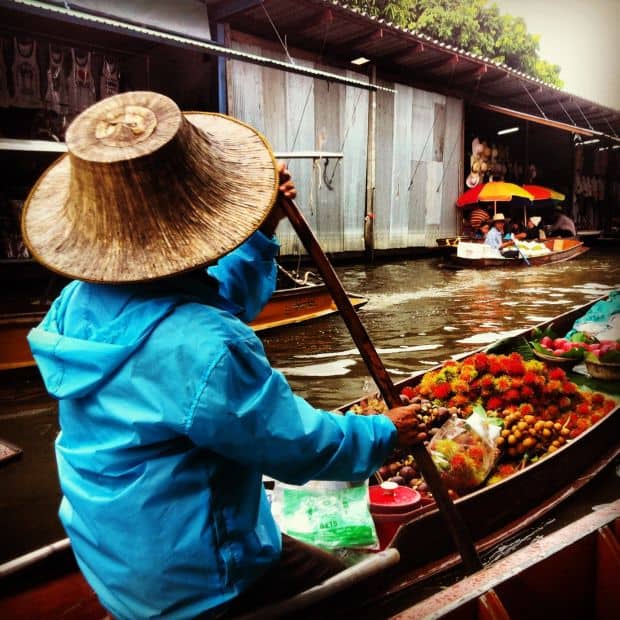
[27,231,397,619]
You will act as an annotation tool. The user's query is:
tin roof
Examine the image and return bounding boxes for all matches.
[207,0,620,141]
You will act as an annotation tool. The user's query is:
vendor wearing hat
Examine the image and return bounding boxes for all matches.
[524,216,543,240]
[549,205,576,238]
[485,213,517,255]
[23,92,420,620]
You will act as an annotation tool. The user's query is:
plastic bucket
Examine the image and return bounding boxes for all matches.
[369,482,421,550]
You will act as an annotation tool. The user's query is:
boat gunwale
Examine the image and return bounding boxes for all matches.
[448,239,590,268]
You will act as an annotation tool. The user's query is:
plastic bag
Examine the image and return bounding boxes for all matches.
[429,408,500,492]
[270,479,379,550]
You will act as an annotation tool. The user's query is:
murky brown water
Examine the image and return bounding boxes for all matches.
[264,246,620,410]
[1,246,619,564]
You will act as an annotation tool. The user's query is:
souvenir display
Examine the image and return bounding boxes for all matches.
[44,44,69,117]
[11,37,41,108]
[68,48,96,116]
[99,56,120,99]
[467,138,512,186]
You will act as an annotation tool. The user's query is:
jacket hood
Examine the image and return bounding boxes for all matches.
[28,280,182,399]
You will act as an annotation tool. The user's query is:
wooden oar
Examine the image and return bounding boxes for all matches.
[280,196,483,575]
[511,233,530,266]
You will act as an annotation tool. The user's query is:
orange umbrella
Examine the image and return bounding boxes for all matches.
[522,185,565,202]
[456,182,534,213]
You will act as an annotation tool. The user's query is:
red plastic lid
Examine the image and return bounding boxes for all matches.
[369,482,421,513]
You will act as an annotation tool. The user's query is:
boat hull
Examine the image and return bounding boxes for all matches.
[435,236,474,255]
[395,500,620,620]
[0,286,367,371]
[1,297,618,619]
[448,238,589,269]
[250,284,367,332]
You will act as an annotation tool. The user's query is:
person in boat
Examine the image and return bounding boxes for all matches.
[474,220,490,240]
[524,216,543,240]
[23,92,420,620]
[485,213,518,257]
[549,205,576,238]
[465,206,490,236]
[506,220,527,241]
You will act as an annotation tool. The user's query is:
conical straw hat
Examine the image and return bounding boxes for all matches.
[22,91,279,283]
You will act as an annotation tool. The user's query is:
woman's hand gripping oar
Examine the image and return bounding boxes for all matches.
[274,165,482,575]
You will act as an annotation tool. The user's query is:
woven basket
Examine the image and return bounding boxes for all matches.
[585,359,620,381]
[532,349,579,370]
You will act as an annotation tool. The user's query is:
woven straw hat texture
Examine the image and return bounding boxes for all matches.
[22,91,279,283]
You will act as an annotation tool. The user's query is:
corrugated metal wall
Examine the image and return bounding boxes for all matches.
[227,34,462,256]
[375,81,463,249]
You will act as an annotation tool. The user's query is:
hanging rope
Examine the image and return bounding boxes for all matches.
[326,87,366,187]
[261,2,295,65]
[605,118,619,138]
[436,134,461,193]
[288,7,333,153]
[521,81,547,119]
[408,110,439,190]
[556,97,577,126]
[573,101,594,131]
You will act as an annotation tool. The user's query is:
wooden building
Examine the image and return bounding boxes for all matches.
[1,0,619,276]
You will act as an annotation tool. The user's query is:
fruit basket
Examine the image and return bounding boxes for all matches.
[532,349,580,370]
[585,358,620,381]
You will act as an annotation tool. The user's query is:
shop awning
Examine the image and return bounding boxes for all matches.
[474,103,597,138]
[0,0,395,93]
[203,0,620,142]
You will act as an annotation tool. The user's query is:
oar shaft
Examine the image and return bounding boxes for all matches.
[280,197,483,574]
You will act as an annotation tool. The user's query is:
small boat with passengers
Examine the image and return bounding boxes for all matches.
[446,236,589,269]
[1,294,618,619]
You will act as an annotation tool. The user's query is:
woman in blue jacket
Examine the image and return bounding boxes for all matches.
[23,92,419,619]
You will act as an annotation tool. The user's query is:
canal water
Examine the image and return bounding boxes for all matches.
[1,246,619,567]
[265,246,620,410]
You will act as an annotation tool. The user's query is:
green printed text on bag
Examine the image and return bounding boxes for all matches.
[279,483,378,549]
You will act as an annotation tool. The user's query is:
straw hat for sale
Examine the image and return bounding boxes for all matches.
[466,172,481,188]
[21,91,279,283]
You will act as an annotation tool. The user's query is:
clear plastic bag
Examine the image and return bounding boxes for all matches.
[429,409,500,492]
[270,479,379,551]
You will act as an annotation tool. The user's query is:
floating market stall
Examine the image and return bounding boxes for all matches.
[449,237,589,269]
[2,295,618,619]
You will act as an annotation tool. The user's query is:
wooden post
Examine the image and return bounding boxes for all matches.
[280,196,483,575]
[364,65,376,260]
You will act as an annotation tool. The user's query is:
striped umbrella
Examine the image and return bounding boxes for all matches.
[522,185,566,202]
[456,182,534,214]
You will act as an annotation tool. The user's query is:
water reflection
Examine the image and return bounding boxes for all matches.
[263,248,620,410]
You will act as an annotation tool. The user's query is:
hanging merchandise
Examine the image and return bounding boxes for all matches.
[99,56,120,99]
[68,48,96,116]
[44,44,69,116]
[574,145,584,172]
[574,173,583,195]
[11,37,42,108]
[0,39,10,107]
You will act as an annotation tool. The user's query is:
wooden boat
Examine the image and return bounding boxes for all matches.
[393,499,620,620]
[1,296,618,619]
[435,236,474,255]
[249,281,367,332]
[447,237,589,269]
[0,278,367,371]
